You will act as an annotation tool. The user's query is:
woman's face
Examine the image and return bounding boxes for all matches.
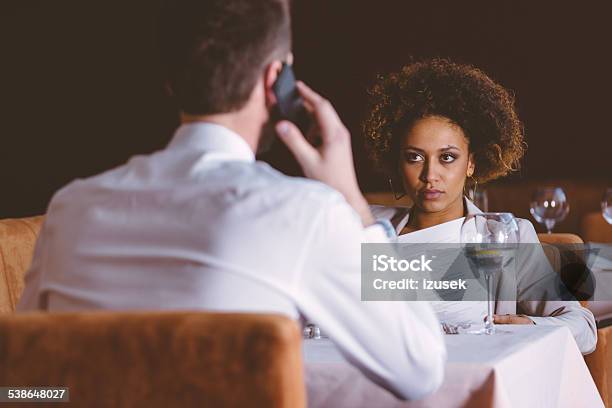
[399,115,475,213]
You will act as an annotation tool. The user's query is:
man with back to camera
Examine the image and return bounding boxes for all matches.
[17,0,446,399]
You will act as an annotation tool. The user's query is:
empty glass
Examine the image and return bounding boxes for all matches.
[461,213,520,335]
[303,324,322,339]
[530,187,570,233]
[603,188,612,225]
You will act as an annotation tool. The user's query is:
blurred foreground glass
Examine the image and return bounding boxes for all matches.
[603,188,612,225]
[303,323,323,339]
[461,213,520,335]
[530,187,569,233]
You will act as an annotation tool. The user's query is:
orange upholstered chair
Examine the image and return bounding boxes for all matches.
[365,179,609,234]
[0,216,45,313]
[582,212,612,243]
[538,232,611,407]
[537,233,584,245]
[537,233,587,308]
[0,217,306,407]
[0,311,305,408]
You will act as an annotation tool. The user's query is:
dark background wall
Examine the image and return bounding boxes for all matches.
[1,0,611,218]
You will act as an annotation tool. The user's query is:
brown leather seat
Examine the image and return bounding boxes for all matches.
[582,212,612,243]
[538,232,611,407]
[537,233,587,308]
[0,311,305,408]
[0,217,306,407]
[0,216,44,313]
[537,233,584,245]
[585,335,612,408]
[365,179,609,234]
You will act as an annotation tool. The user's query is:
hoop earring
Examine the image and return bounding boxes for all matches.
[389,178,406,200]
[464,176,478,200]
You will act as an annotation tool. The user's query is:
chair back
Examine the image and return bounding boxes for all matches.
[582,212,612,243]
[0,216,44,313]
[537,233,588,308]
[537,233,584,245]
[0,311,306,408]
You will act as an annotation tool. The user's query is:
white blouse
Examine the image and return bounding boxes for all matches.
[371,198,598,354]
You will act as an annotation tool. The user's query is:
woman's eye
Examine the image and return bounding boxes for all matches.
[440,153,456,163]
[404,152,424,162]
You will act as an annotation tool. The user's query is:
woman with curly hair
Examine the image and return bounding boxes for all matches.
[363,58,596,353]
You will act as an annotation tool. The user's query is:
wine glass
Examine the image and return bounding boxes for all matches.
[530,187,570,233]
[303,323,322,339]
[602,188,612,225]
[460,213,520,335]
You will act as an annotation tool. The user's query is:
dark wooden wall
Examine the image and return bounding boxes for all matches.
[1,1,610,217]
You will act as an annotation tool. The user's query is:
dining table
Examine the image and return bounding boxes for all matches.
[303,325,604,408]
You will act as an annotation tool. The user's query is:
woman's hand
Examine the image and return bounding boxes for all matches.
[493,314,535,325]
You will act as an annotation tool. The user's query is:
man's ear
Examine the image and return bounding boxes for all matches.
[264,60,283,108]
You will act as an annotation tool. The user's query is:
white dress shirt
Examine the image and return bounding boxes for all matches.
[372,201,598,354]
[18,122,446,400]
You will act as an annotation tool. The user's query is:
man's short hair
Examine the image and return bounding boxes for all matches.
[158,0,291,115]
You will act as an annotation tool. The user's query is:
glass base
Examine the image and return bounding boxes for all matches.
[303,324,325,339]
[462,324,512,335]
[465,325,496,335]
[443,321,510,335]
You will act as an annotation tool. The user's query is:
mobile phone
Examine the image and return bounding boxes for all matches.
[272,63,312,135]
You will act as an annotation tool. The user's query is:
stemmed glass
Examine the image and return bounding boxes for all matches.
[460,213,520,335]
[530,187,570,233]
[303,323,322,339]
[602,188,612,225]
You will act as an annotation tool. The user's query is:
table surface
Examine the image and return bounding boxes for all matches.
[304,325,604,408]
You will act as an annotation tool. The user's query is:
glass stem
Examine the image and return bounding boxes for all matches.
[544,219,555,234]
[485,273,495,335]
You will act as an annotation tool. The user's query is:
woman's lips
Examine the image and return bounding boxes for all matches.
[420,189,443,200]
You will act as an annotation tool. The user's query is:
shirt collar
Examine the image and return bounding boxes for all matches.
[464,197,483,214]
[393,196,483,233]
[167,122,255,163]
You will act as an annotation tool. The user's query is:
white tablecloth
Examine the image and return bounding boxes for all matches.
[304,325,603,408]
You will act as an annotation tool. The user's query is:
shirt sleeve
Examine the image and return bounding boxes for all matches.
[292,194,446,400]
[516,219,597,354]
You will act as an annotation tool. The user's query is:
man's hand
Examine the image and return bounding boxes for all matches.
[493,314,535,325]
[275,81,374,226]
